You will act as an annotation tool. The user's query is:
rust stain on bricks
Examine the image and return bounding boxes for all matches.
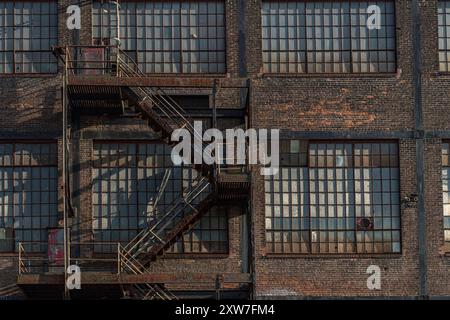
[299,100,376,128]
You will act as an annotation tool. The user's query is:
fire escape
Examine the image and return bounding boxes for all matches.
[53,45,251,300]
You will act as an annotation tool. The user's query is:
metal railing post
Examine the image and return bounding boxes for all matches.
[117,243,121,275]
[18,242,22,275]
[116,46,120,77]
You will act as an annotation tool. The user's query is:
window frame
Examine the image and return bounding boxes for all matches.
[0,140,59,253]
[442,141,450,251]
[0,0,58,75]
[91,140,229,255]
[264,139,402,256]
[91,0,228,75]
[261,0,398,75]
[438,0,450,73]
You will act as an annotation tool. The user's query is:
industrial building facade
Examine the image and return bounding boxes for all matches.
[0,0,449,300]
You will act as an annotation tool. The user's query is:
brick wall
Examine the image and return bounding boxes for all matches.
[62,0,246,288]
[421,0,450,297]
[251,140,419,298]
[0,0,449,299]
[247,0,422,298]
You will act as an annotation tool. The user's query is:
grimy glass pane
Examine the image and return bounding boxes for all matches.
[443,142,450,247]
[0,1,57,74]
[265,140,401,254]
[262,0,396,73]
[0,143,58,253]
[439,1,450,72]
[92,142,228,254]
[93,1,225,73]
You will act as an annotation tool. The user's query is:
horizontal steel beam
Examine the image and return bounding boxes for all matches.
[17,272,252,286]
[68,76,249,88]
[280,130,416,140]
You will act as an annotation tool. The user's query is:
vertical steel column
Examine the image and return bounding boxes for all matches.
[237,0,252,299]
[114,1,121,76]
[411,0,428,299]
[116,1,120,43]
[62,46,70,300]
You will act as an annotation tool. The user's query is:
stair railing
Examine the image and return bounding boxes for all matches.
[118,243,178,300]
[115,50,204,141]
[124,176,211,258]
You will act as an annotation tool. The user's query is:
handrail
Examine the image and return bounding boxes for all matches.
[51,45,243,301]
[17,241,131,275]
[54,45,214,164]
[124,176,210,254]
[117,57,192,128]
[116,48,211,148]
[118,243,178,300]
[18,243,28,275]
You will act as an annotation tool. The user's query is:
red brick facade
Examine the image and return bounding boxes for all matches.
[0,0,449,299]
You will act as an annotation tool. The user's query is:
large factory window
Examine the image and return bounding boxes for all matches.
[93,1,226,73]
[0,142,58,253]
[265,141,401,254]
[0,1,58,73]
[262,1,396,73]
[92,142,228,254]
[438,1,450,72]
[441,142,450,250]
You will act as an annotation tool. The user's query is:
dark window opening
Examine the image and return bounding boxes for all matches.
[170,95,210,110]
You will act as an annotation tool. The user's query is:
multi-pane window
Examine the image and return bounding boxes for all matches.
[0,1,58,73]
[92,142,228,254]
[92,1,226,73]
[170,207,228,253]
[438,1,450,72]
[441,143,450,248]
[265,141,401,254]
[280,140,308,167]
[0,143,58,252]
[262,1,396,73]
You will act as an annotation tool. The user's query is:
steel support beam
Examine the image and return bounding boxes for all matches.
[67,76,249,88]
[411,0,428,299]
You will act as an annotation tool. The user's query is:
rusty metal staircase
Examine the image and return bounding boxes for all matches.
[124,175,214,264]
[118,244,178,300]
[55,45,250,300]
